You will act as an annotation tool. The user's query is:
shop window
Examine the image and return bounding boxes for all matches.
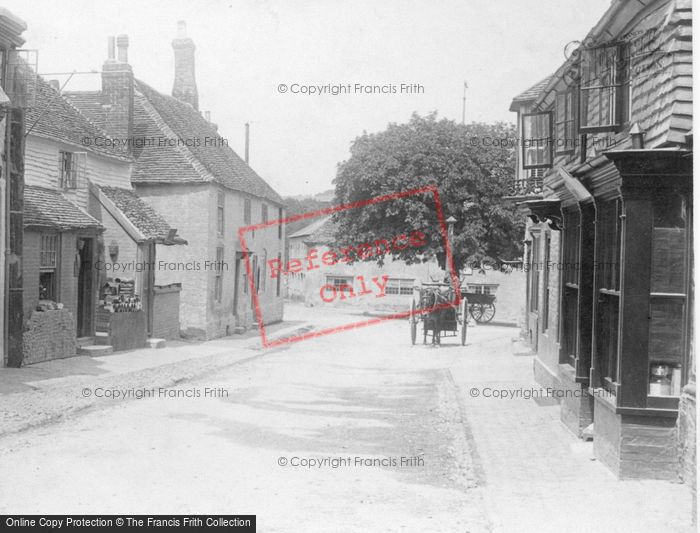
[58,151,86,190]
[555,89,577,154]
[561,210,581,365]
[216,191,224,235]
[214,247,224,302]
[529,233,541,311]
[595,199,622,392]
[579,43,630,132]
[542,233,551,331]
[648,193,689,398]
[39,234,58,300]
[521,112,552,169]
[385,278,415,296]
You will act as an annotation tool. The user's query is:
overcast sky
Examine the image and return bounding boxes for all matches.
[6,0,610,197]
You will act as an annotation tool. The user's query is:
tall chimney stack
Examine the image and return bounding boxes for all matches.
[102,33,134,153]
[172,21,199,110]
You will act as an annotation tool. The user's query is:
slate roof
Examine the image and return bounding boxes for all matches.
[24,185,103,230]
[132,80,283,204]
[98,185,173,241]
[509,75,553,111]
[26,77,130,160]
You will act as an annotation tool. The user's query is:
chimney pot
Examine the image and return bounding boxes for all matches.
[116,34,129,63]
[49,79,60,93]
[177,20,187,38]
[107,36,116,60]
[205,111,211,122]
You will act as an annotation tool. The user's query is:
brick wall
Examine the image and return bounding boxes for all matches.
[152,284,181,339]
[23,309,76,364]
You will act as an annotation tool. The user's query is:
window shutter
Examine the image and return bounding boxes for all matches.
[75,152,87,188]
[58,152,64,189]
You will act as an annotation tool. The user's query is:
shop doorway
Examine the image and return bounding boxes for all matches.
[76,237,94,337]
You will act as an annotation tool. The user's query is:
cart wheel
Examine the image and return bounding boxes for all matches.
[469,302,484,323]
[461,299,468,345]
[482,303,496,323]
[410,300,417,345]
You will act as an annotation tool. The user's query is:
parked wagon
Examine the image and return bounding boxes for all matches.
[409,282,469,346]
[462,291,497,323]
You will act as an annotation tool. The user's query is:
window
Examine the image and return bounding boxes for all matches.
[596,199,622,392]
[542,233,551,331]
[39,234,58,300]
[385,278,415,296]
[260,249,267,292]
[326,276,353,291]
[58,151,86,190]
[521,112,552,169]
[579,43,630,132]
[261,203,268,224]
[555,89,577,154]
[216,191,224,235]
[244,198,251,225]
[648,193,689,398]
[214,247,224,302]
[253,255,260,294]
[278,207,284,239]
[529,233,541,311]
[276,253,282,296]
[561,210,581,365]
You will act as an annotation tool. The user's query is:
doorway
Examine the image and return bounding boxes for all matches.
[76,237,94,337]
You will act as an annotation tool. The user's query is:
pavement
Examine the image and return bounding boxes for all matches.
[0,303,694,532]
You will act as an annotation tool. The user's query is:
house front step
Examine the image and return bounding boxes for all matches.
[147,338,166,349]
[94,332,110,345]
[76,336,94,347]
[77,344,113,356]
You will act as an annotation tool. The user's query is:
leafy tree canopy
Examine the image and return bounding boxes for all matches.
[332,113,523,271]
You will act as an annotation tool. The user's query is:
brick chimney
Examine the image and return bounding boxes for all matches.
[171,21,198,110]
[101,34,134,153]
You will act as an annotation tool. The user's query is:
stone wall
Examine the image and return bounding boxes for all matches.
[22,309,76,365]
[152,284,181,339]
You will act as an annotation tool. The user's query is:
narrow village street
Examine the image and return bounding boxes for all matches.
[0,304,693,532]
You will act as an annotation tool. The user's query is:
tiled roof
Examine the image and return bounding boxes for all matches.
[24,185,103,230]
[98,185,173,241]
[289,216,330,239]
[26,78,130,160]
[291,216,336,245]
[509,75,553,111]
[132,80,283,204]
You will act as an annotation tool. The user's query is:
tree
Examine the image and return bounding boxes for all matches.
[332,113,523,272]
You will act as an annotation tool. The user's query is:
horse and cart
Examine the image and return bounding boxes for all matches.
[409,282,497,345]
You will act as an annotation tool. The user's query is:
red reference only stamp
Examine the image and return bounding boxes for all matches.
[238,185,460,348]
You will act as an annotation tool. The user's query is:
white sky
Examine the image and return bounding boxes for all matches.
[6,0,611,197]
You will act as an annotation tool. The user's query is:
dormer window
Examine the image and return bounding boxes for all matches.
[521,112,552,169]
[579,43,630,132]
[58,151,86,190]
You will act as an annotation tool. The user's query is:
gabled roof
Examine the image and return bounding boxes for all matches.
[509,75,553,111]
[26,77,130,161]
[96,185,177,242]
[24,185,103,230]
[131,80,283,204]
